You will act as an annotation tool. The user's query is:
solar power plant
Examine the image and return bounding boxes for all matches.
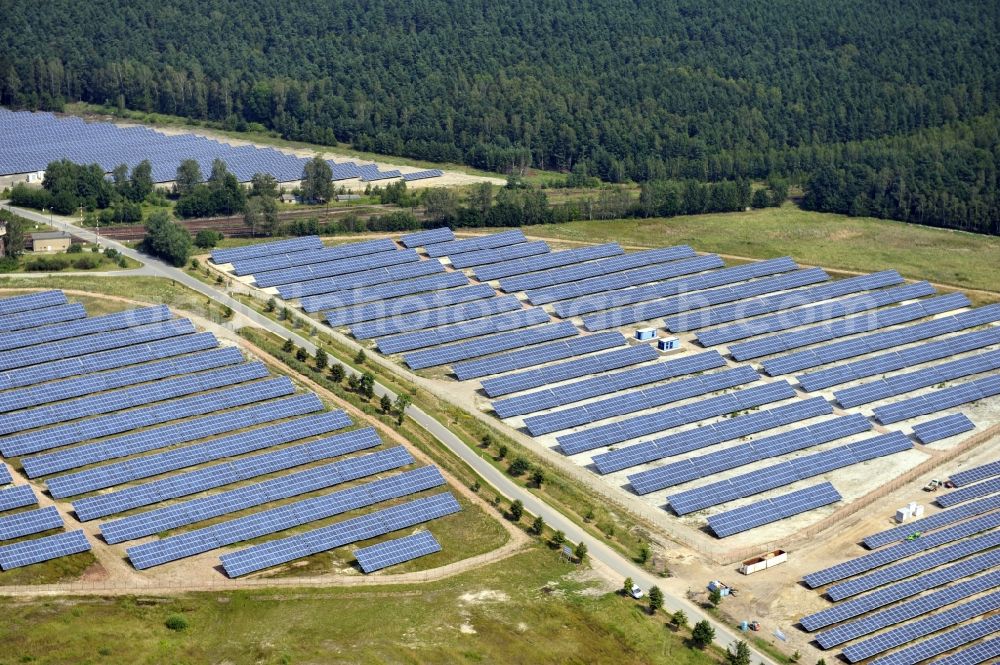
[0,506,63,540]
[868,615,1000,665]
[252,249,420,288]
[667,431,912,515]
[481,343,659,398]
[211,236,324,265]
[229,238,398,276]
[803,509,1000,588]
[593,395,835,475]
[101,446,414,544]
[66,416,360,512]
[695,280,935,346]
[452,331,626,380]
[354,530,442,573]
[18,385,313,477]
[0,485,37,512]
[937,478,1000,508]
[69,418,367,519]
[325,284,496,327]
[404,321,580,370]
[502,245,698,295]
[0,371,288,458]
[219,490,461,577]
[303,271,470,313]
[552,257,799,318]
[377,308,550,354]
[399,227,455,248]
[669,269,906,333]
[627,413,872,494]
[0,304,171,354]
[448,241,551,269]
[0,331,219,391]
[537,254,727,308]
[557,380,798,455]
[911,414,976,445]
[352,295,523,339]
[473,243,623,282]
[0,360,266,435]
[127,465,447,569]
[277,259,445,300]
[0,302,87,333]
[762,304,1000,376]
[729,292,970,361]
[862,494,1000,549]
[0,318,197,372]
[873,373,1000,425]
[522,365,761,437]
[707,482,842,537]
[492,349,725,416]
[828,531,1000,601]
[0,530,91,570]
[950,460,1000,487]
[0,290,67,316]
[816,569,1000,650]
[800,549,1000,631]
[834,350,1000,408]
[931,636,1000,665]
[797,328,1000,392]
[840,592,1000,662]
[581,266,829,331]
[424,230,527,257]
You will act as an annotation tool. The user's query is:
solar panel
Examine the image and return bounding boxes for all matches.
[863,494,1000,549]
[0,290,67,316]
[0,464,9,486]
[325,284,495,327]
[354,530,441,573]
[352,295,523,339]
[449,241,550,269]
[0,304,173,354]
[0,303,87,333]
[930,636,1000,665]
[912,414,976,445]
[950,460,1000,487]
[0,506,63,540]
[278,258,445,300]
[0,485,37,512]
[936,477,1000,508]
[379,308,550,354]
[475,243,623,282]
[873,372,1000,424]
[230,238,397,276]
[404,321,579,370]
[211,236,323,264]
[399,227,454,248]
[452,332,625,380]
[425,230,526,257]
[253,249,420,288]
[707,482,841,537]
[303,271,470,312]
[0,530,91,570]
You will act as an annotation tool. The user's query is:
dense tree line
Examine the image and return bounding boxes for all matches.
[0,1,997,233]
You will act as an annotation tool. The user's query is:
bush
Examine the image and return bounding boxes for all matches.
[164,614,188,631]
[508,457,530,477]
[72,255,100,270]
[295,348,308,362]
[194,229,224,249]
[67,242,84,253]
[25,256,67,271]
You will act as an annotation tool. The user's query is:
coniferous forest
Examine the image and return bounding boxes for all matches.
[0,1,997,234]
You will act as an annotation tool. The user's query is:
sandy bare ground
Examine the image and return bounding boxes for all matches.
[0,287,528,597]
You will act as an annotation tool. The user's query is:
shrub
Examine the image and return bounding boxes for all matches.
[508,457,530,477]
[67,242,84,253]
[164,614,188,631]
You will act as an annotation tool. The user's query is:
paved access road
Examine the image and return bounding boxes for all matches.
[0,203,778,664]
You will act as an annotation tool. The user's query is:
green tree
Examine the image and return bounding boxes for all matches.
[244,195,279,236]
[301,156,333,203]
[194,229,222,248]
[295,347,308,362]
[393,394,411,425]
[530,515,544,535]
[128,160,154,202]
[0,211,27,258]
[359,371,375,398]
[509,499,523,522]
[622,576,634,596]
[671,610,688,630]
[530,468,545,488]
[265,297,277,312]
[648,586,664,614]
[380,393,392,413]
[508,457,530,476]
[708,587,723,608]
[497,445,508,460]
[282,339,294,353]
[574,541,588,562]
[141,211,191,266]
[175,160,203,197]
[423,188,458,222]
[726,641,751,665]
[315,347,328,370]
[354,349,366,365]
[691,620,715,648]
[329,363,345,383]
[551,530,566,547]
[751,188,771,209]
[250,172,280,199]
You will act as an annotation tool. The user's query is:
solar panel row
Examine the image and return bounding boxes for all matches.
[399,227,454,248]
[482,343,659,398]
[524,365,761,437]
[494,350,726,418]
[862,494,1000,549]
[354,530,441,573]
[762,304,1000,376]
[557,380,797,455]
[594,396,834,475]
[0,530,91,570]
[449,241,550,269]
[873,373,1000,424]
[0,506,63,540]
[911,413,976,445]
[556,257,799,319]
[253,248,420,288]
[670,270,905,334]
[797,328,1000,392]
[937,477,1000,508]
[378,308,551,354]
[220,491,461,577]
[211,236,323,264]
[474,243,622,282]
[0,303,87,334]
[730,292,969,361]
[404,321,579,370]
[668,431,911,515]
[0,464,10,486]
[303,271,469,313]
[452,331,625,380]
[628,413,871,494]
[324,284,495,327]
[278,257,444,300]
[230,238,397,276]
[0,304,172,354]
[867,614,1000,665]
[0,485,37,512]
[582,267,829,331]
[425,230,526,258]
[0,290,66,316]
[929,635,1000,665]
[950,460,1000,487]
[21,390,321,478]
[352,295,522,339]
[707,482,841,538]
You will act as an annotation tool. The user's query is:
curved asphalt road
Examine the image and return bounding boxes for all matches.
[1,203,777,664]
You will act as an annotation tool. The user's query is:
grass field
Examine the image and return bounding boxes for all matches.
[0,547,721,665]
[513,204,1000,294]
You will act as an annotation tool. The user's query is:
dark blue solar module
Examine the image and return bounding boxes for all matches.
[0,464,10,486]
[912,413,975,444]
[873,373,1000,424]
[352,295,523,339]
[449,241,550,269]
[475,243,623,282]
[354,530,441,573]
[278,259,445,300]
[212,236,323,265]
[867,615,1000,665]
[399,227,454,248]
[378,308,551,354]
[400,169,444,182]
[404,321,579,370]
[452,331,626,380]
[230,238,398,276]
[0,303,87,334]
[937,477,1000,508]
[557,380,797,455]
[594,396,834,474]
[325,284,495,327]
[425,230,526,257]
[0,485,37,512]
[0,529,91,570]
[950,460,1000,487]
[0,506,63,540]
[668,431,911,516]
[862,494,1000,550]
[253,249,420,288]
[0,290,66,316]
[707,482,841,538]
[304,271,470,313]
[930,635,1000,665]
[0,305,172,354]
